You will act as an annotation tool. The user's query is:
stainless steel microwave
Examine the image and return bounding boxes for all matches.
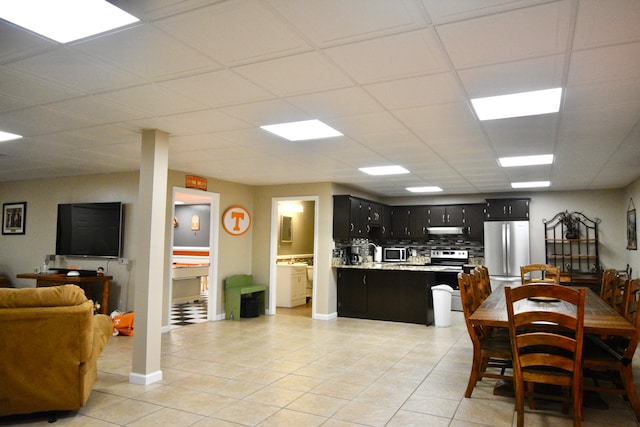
[383,247,407,262]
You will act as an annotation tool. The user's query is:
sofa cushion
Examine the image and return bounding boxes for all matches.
[0,284,87,308]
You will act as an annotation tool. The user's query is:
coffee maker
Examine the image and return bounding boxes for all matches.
[345,246,362,265]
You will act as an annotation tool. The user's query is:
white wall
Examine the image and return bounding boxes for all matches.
[0,172,139,311]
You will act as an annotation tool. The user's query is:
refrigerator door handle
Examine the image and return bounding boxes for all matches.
[502,223,507,275]
[505,223,511,276]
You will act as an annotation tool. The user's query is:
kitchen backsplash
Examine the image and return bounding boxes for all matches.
[333,235,485,263]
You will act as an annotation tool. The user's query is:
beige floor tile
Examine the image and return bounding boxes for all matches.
[211,399,280,425]
[258,408,327,426]
[244,385,305,407]
[454,396,515,427]
[401,393,461,418]
[311,378,367,400]
[80,398,162,425]
[386,409,451,427]
[286,392,349,417]
[127,407,204,426]
[332,400,398,426]
[271,373,325,392]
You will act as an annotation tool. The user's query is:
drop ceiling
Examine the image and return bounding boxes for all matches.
[0,0,639,197]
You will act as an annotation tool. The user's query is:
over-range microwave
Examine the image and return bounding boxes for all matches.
[383,247,407,262]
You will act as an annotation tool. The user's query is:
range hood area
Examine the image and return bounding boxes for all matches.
[426,226,465,235]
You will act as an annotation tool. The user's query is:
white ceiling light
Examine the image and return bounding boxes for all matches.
[260,119,342,141]
[511,181,551,188]
[499,154,554,167]
[359,165,410,176]
[0,0,139,44]
[278,202,303,213]
[406,186,443,193]
[471,88,562,121]
[0,131,23,142]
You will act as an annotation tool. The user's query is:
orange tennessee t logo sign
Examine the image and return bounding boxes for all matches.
[222,206,251,236]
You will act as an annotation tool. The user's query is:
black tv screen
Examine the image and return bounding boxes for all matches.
[56,202,124,258]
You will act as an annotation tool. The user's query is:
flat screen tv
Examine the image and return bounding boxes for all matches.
[56,202,124,258]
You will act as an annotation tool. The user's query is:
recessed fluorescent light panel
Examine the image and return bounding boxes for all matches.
[511,181,551,189]
[472,88,562,121]
[406,186,443,193]
[0,131,23,142]
[0,0,139,43]
[499,154,554,167]
[260,119,342,141]
[359,165,410,176]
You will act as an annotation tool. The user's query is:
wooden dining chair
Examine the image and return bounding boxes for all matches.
[520,263,561,284]
[458,272,512,398]
[583,278,640,422]
[599,268,626,316]
[505,284,586,427]
[474,265,492,303]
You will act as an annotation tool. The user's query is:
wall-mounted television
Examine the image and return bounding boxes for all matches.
[56,202,124,258]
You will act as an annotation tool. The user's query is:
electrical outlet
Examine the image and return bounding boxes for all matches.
[118,258,129,265]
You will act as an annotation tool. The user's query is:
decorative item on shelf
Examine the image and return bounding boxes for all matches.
[559,210,579,239]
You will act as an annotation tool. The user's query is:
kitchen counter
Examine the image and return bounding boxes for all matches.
[336,262,463,273]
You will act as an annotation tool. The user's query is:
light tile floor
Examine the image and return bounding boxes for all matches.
[2,311,639,426]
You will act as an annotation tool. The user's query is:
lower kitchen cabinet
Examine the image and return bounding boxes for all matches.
[337,269,368,316]
[337,268,434,325]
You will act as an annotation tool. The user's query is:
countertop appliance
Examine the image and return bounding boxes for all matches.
[484,221,530,288]
[383,247,407,262]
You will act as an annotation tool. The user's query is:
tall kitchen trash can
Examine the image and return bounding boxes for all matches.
[432,284,453,327]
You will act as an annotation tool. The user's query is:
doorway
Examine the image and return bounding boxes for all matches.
[270,196,318,318]
[168,187,220,328]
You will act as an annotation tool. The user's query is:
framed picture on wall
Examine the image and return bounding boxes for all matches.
[627,199,637,250]
[2,202,26,235]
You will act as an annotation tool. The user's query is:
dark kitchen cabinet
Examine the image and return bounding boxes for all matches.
[337,268,434,325]
[390,206,427,239]
[427,205,465,227]
[333,196,371,239]
[409,206,428,239]
[465,204,485,241]
[390,206,411,239]
[369,202,383,227]
[337,269,368,316]
[485,198,530,221]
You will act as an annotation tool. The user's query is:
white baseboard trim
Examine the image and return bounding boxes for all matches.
[313,312,337,321]
[129,370,163,385]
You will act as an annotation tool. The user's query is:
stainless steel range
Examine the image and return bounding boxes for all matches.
[429,250,469,312]
[429,250,469,271]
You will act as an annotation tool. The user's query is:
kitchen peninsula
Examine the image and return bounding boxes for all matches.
[336,263,462,326]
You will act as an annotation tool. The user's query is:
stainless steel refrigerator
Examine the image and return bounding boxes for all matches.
[484,221,530,289]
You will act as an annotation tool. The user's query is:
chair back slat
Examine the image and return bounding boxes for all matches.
[520,263,561,284]
[505,284,585,427]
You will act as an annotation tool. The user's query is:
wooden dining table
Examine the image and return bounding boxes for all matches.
[469,283,639,419]
[469,284,636,337]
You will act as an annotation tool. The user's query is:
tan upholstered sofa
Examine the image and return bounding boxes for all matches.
[0,285,112,416]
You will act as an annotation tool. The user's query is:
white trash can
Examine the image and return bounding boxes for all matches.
[432,284,453,327]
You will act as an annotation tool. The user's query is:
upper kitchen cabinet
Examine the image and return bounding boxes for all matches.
[368,202,391,241]
[333,195,371,239]
[465,204,485,241]
[390,206,428,239]
[485,198,530,221]
[427,205,465,227]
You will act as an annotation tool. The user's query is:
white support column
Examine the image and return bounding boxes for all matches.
[129,129,169,385]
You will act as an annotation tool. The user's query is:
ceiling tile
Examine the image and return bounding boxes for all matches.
[155,0,311,66]
[324,28,449,84]
[437,1,572,68]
